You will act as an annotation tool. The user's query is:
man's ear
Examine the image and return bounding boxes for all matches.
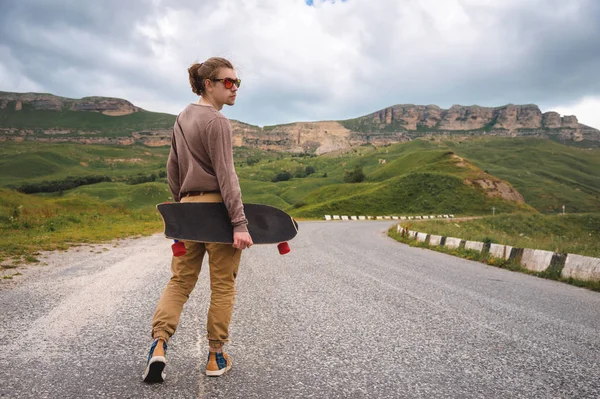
[204,78,213,92]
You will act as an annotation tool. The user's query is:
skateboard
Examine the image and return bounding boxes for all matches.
[157,202,299,255]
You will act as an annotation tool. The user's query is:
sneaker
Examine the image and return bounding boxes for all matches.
[142,339,167,383]
[205,351,232,377]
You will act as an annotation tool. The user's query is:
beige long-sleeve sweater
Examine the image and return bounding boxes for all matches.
[167,103,248,233]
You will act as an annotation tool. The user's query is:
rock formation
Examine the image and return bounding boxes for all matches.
[0,92,140,115]
[362,103,584,132]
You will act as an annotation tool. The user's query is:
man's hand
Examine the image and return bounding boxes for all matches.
[233,231,253,250]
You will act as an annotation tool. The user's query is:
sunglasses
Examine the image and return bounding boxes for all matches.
[212,77,241,89]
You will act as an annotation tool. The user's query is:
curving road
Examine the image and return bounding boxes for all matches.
[1,221,599,398]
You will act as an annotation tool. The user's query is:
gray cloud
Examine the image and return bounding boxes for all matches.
[1,0,599,128]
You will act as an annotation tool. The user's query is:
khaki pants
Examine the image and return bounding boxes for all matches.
[151,192,241,348]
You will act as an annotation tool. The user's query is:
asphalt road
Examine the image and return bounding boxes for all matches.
[1,221,599,398]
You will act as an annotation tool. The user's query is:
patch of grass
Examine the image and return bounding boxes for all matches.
[560,277,600,292]
[0,187,163,261]
[367,150,469,181]
[2,271,22,280]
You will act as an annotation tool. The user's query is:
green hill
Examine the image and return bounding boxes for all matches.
[291,172,532,218]
[0,101,175,136]
[281,141,536,217]
[443,138,600,213]
[2,138,599,218]
[0,141,170,188]
[285,138,600,216]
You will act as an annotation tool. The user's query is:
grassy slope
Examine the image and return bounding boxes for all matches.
[444,138,600,213]
[2,138,599,214]
[2,138,599,217]
[286,138,600,216]
[0,102,175,135]
[0,141,170,187]
[62,182,172,208]
[282,140,534,217]
[291,172,532,218]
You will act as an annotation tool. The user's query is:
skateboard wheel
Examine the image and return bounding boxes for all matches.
[277,242,290,255]
[172,240,187,257]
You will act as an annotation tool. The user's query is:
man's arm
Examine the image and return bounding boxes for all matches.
[167,128,181,202]
[205,117,248,233]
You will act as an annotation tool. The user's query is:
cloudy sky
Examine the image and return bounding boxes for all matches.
[1,0,599,129]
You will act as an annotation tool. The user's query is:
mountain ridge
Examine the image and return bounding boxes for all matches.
[1,91,599,153]
[0,91,142,115]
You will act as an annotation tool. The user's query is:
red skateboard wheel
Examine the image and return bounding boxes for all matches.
[172,240,187,257]
[277,242,290,255]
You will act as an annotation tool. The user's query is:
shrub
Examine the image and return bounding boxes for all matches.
[126,173,157,185]
[246,157,260,166]
[294,167,307,178]
[13,175,112,194]
[344,166,365,183]
[272,171,293,182]
[292,201,306,209]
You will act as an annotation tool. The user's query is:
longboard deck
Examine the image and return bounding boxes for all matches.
[157,202,298,244]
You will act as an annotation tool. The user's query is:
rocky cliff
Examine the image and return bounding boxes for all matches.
[364,103,586,132]
[344,103,599,145]
[254,104,599,153]
[0,92,141,115]
[1,92,599,153]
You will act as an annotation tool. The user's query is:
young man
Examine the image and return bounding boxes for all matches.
[143,57,253,383]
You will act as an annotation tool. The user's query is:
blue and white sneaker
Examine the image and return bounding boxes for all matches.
[205,351,232,377]
[142,339,167,383]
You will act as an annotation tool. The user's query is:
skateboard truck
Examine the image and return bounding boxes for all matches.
[172,240,187,257]
[277,242,290,255]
